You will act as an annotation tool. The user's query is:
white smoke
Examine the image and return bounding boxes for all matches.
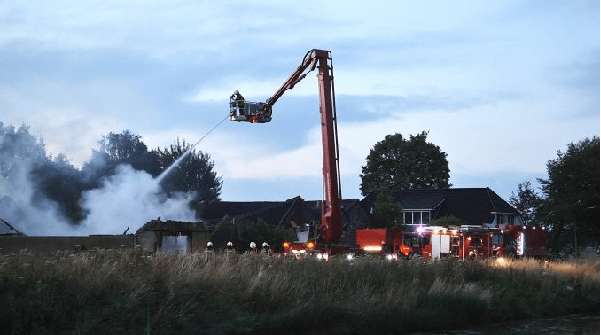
[0,126,74,235]
[1,163,196,236]
[0,164,77,236]
[79,164,196,235]
[0,124,197,236]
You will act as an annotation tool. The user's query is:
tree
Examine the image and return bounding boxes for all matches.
[509,181,541,226]
[101,130,147,163]
[239,218,296,252]
[430,215,462,228]
[32,154,85,223]
[360,131,450,196]
[0,123,48,177]
[155,139,222,204]
[82,130,159,185]
[537,136,600,253]
[369,186,403,228]
[0,122,85,224]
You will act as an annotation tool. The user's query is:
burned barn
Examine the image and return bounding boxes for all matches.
[136,219,210,253]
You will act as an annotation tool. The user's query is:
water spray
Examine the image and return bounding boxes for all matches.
[156,114,230,184]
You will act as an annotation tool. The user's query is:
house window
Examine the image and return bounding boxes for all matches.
[404,212,412,225]
[497,214,515,225]
[402,211,431,225]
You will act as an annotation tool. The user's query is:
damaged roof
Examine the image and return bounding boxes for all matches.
[201,196,313,227]
[201,197,364,229]
[0,217,25,236]
[136,219,208,234]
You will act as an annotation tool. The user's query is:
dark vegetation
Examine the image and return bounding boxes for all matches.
[0,250,597,334]
[238,218,297,251]
[509,137,599,254]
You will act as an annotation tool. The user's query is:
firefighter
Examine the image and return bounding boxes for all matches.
[206,241,214,252]
[229,90,246,117]
[493,244,501,256]
[250,241,257,253]
[229,92,238,117]
[235,91,246,115]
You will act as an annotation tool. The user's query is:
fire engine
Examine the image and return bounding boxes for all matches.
[355,224,547,261]
[230,49,547,260]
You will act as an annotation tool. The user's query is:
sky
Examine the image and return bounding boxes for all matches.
[1,0,599,203]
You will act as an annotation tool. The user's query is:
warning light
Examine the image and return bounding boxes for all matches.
[283,242,290,248]
[307,242,315,249]
[363,245,383,252]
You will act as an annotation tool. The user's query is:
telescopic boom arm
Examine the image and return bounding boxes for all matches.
[229,49,342,244]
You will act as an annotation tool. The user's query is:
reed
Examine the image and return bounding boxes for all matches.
[0,250,598,334]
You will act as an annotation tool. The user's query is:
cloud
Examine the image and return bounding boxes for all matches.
[1,0,598,206]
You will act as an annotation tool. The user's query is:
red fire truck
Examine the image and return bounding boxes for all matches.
[355,225,547,261]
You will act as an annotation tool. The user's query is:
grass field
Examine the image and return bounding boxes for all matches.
[0,249,598,334]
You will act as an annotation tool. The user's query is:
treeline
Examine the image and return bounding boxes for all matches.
[0,122,222,225]
[509,136,600,254]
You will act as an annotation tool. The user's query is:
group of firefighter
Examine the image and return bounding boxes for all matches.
[205,240,271,254]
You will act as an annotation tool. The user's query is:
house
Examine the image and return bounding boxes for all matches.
[199,188,518,251]
[199,196,369,248]
[361,188,522,228]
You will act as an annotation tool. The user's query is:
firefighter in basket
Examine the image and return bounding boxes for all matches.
[230,90,246,118]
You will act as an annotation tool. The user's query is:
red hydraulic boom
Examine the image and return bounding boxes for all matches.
[230,49,342,244]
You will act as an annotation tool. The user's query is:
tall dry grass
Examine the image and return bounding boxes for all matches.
[0,249,598,334]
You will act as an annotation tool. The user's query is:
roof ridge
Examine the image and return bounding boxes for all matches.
[485,187,495,209]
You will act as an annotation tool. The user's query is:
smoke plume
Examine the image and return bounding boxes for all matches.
[0,123,196,236]
[79,164,196,235]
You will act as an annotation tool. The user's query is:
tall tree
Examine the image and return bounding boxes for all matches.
[369,186,403,228]
[537,136,600,253]
[32,154,85,223]
[82,130,159,185]
[509,181,541,226]
[155,139,222,205]
[0,123,85,224]
[360,131,450,196]
[0,123,48,176]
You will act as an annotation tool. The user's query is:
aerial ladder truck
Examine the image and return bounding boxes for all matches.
[229,50,549,261]
[230,49,345,254]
